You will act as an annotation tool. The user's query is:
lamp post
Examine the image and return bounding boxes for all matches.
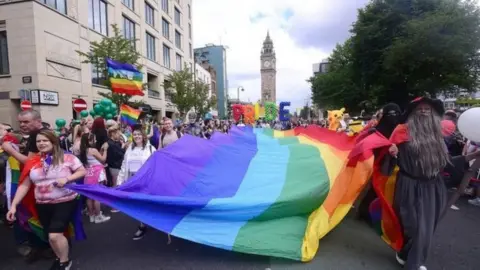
[237,86,244,102]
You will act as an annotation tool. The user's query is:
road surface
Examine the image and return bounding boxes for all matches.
[1,198,479,270]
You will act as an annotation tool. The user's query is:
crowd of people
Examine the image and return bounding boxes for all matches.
[0,97,479,270]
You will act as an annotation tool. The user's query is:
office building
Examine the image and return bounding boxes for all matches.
[194,44,228,118]
[0,0,193,126]
[312,59,329,76]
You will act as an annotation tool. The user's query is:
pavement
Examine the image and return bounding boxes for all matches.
[0,198,479,270]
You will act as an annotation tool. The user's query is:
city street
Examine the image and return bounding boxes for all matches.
[1,198,479,270]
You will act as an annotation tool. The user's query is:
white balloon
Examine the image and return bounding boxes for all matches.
[457,107,480,142]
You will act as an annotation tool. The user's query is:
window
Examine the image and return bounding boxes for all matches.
[163,44,171,68]
[162,18,170,39]
[188,23,191,39]
[189,43,192,59]
[146,32,156,61]
[41,0,66,14]
[91,58,106,85]
[188,4,191,19]
[161,0,168,13]
[88,0,108,35]
[123,16,136,48]
[122,0,134,10]
[175,30,181,49]
[176,53,182,71]
[174,8,181,26]
[145,2,154,26]
[0,31,10,75]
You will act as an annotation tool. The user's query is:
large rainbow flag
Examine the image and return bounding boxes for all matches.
[68,126,396,261]
[106,58,144,96]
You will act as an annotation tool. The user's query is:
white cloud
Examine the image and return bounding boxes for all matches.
[192,0,369,110]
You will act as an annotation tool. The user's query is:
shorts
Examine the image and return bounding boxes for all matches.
[36,199,78,234]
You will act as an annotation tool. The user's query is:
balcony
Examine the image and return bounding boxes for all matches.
[148,89,161,99]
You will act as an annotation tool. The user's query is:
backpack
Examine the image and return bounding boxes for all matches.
[160,131,182,148]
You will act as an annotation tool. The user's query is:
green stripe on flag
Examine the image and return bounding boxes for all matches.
[232,140,330,260]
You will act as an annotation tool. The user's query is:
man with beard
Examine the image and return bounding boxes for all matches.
[383,97,480,270]
[354,103,401,222]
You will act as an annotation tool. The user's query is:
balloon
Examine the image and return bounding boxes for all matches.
[232,104,244,122]
[105,113,113,120]
[458,108,480,142]
[101,98,112,107]
[279,102,291,121]
[264,102,278,122]
[103,105,111,113]
[89,109,96,117]
[80,110,89,118]
[110,103,118,113]
[55,118,66,128]
[243,105,255,124]
[94,104,104,114]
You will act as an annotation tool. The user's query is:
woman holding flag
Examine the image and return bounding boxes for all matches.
[6,129,86,270]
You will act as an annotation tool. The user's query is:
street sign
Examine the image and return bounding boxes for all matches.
[20,100,32,111]
[72,98,87,113]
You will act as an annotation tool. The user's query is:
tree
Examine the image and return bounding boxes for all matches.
[77,24,145,108]
[309,39,368,113]
[193,82,217,120]
[310,0,480,110]
[164,67,197,118]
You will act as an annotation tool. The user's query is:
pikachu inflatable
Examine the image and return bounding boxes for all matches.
[327,108,345,131]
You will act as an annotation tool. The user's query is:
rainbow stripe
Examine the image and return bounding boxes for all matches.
[107,58,144,96]
[5,155,20,210]
[120,104,141,126]
[69,126,386,261]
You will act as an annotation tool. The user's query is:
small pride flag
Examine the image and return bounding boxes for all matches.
[106,58,144,96]
[120,104,141,126]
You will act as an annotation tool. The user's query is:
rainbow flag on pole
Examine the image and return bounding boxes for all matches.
[120,104,141,126]
[69,126,400,261]
[106,58,144,96]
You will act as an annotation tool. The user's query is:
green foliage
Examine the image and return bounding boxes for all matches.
[310,0,480,111]
[455,97,480,105]
[193,82,217,120]
[77,24,145,108]
[164,66,216,118]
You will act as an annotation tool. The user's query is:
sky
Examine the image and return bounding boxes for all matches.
[192,0,370,110]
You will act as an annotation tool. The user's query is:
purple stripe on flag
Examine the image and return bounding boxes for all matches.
[68,129,258,234]
[106,58,140,73]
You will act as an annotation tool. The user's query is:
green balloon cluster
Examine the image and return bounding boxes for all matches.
[55,118,66,128]
[90,98,118,120]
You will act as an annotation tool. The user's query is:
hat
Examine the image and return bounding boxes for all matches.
[401,97,444,123]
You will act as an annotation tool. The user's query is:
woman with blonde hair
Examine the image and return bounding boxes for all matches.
[6,129,86,270]
[117,125,156,241]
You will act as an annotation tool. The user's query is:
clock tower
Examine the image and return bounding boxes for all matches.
[260,31,276,103]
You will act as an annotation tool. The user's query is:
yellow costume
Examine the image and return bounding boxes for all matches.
[327,108,345,131]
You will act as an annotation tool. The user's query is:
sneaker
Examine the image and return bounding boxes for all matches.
[57,260,72,270]
[49,258,59,270]
[396,253,405,266]
[450,205,460,210]
[468,197,480,207]
[94,214,111,224]
[17,245,32,257]
[419,266,427,270]
[89,215,95,223]
[132,227,146,240]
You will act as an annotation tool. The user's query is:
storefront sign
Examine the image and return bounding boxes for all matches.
[30,90,59,105]
[22,76,32,84]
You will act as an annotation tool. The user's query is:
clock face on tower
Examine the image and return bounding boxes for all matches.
[263,60,271,68]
